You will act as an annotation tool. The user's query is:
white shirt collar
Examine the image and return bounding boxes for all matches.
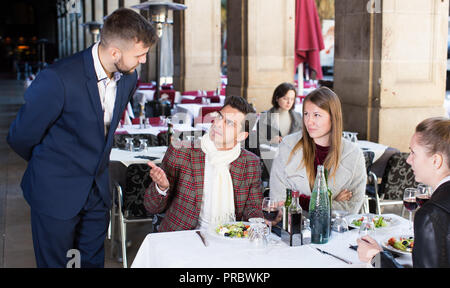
[92,42,122,83]
[435,175,450,191]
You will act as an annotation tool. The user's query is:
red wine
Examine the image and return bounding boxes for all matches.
[288,213,302,234]
[299,194,310,212]
[416,195,430,207]
[263,209,278,221]
[403,199,417,211]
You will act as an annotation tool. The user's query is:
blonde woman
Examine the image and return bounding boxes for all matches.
[358,117,450,268]
[270,87,366,214]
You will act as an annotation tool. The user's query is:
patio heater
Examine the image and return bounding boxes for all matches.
[132,1,187,101]
[81,21,102,43]
[37,38,48,70]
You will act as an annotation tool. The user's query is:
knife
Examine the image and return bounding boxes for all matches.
[315,247,352,265]
[196,231,209,247]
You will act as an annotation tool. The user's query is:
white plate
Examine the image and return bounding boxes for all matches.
[208,221,251,241]
[345,214,396,230]
[381,235,414,256]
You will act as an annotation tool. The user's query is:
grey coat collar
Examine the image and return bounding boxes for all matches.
[265,107,303,134]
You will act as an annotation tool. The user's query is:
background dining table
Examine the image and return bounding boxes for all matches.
[116,123,202,136]
[110,146,168,167]
[131,213,412,268]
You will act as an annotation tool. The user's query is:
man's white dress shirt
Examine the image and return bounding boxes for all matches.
[92,42,122,136]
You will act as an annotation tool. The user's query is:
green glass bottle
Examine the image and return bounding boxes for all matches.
[309,165,331,244]
[324,168,333,235]
[282,189,292,231]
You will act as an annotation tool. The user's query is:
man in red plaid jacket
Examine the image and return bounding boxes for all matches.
[144,96,264,232]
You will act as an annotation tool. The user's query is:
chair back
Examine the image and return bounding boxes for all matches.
[362,150,375,174]
[200,106,222,118]
[380,152,419,200]
[182,90,201,96]
[207,96,221,103]
[160,90,176,108]
[123,164,152,217]
[161,84,173,90]
[181,97,203,104]
[245,118,270,184]
[148,117,163,126]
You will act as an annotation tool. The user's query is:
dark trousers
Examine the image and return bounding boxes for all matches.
[30,187,110,268]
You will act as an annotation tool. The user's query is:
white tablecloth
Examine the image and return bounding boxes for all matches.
[357,140,388,163]
[110,146,167,167]
[175,103,223,121]
[135,89,155,103]
[116,124,202,136]
[131,213,412,268]
[181,95,226,104]
[194,122,212,132]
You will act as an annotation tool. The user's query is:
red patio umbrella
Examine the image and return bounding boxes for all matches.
[295,0,325,80]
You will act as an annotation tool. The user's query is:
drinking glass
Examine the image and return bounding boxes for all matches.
[125,137,134,151]
[416,184,432,208]
[342,131,350,140]
[139,139,148,152]
[248,222,268,249]
[358,214,375,237]
[350,132,358,143]
[332,210,349,233]
[403,188,418,230]
[262,197,279,235]
[159,115,167,126]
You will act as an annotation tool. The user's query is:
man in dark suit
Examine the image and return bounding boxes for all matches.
[144,96,264,232]
[7,8,156,267]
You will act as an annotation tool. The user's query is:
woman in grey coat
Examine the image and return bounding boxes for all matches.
[269,87,366,214]
[258,83,303,146]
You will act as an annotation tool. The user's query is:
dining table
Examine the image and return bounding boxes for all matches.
[110,146,168,167]
[115,124,203,137]
[130,213,412,268]
[174,103,224,124]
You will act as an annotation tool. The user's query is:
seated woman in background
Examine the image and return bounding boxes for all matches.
[269,86,366,214]
[357,117,450,268]
[258,82,302,145]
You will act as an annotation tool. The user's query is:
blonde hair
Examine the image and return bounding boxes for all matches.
[415,117,450,169]
[288,87,343,189]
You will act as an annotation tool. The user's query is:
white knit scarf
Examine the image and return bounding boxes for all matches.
[200,133,241,228]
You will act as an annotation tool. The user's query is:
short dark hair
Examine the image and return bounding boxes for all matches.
[100,8,157,48]
[223,95,256,133]
[271,82,297,110]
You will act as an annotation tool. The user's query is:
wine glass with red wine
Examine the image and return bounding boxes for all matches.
[262,197,279,234]
[416,184,432,208]
[403,188,418,230]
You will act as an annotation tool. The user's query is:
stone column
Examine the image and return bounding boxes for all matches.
[84,0,93,47]
[124,0,140,10]
[107,0,119,14]
[173,0,222,92]
[226,0,295,112]
[334,0,448,152]
[94,0,104,22]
